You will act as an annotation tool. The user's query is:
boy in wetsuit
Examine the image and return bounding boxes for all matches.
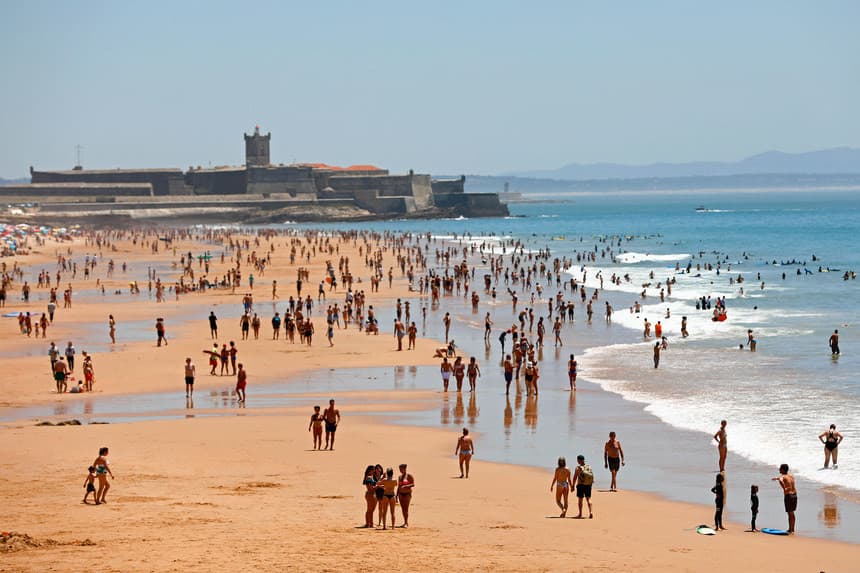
[308,405,324,450]
[750,485,759,532]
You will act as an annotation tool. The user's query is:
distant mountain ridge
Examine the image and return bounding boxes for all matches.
[0,177,28,185]
[511,147,860,180]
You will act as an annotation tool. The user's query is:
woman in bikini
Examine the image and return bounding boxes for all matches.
[453,357,465,392]
[362,465,377,528]
[397,464,415,528]
[455,428,474,478]
[550,456,572,517]
[378,468,398,530]
[373,464,385,526]
[92,446,115,505]
[567,354,577,391]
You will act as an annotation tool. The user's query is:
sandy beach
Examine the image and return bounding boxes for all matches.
[1,229,858,572]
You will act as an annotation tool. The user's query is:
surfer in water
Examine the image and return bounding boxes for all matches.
[818,424,843,469]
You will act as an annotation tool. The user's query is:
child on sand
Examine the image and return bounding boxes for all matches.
[82,466,97,503]
[750,484,759,532]
[711,473,726,531]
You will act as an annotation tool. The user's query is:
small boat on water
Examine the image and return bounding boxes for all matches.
[695,206,707,212]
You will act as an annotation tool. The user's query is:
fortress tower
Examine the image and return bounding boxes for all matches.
[244,125,271,166]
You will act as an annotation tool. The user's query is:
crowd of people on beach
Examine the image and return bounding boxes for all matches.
[0,225,848,539]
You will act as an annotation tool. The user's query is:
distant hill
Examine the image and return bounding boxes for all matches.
[511,147,860,180]
[0,177,28,185]
[463,172,860,195]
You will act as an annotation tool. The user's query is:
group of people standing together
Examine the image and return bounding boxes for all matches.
[362,463,415,529]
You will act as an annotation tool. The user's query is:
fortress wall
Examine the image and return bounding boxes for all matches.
[350,189,410,214]
[328,174,415,197]
[189,169,247,195]
[0,183,153,198]
[431,177,466,194]
[410,174,434,209]
[247,166,318,196]
[31,169,183,196]
[433,192,508,216]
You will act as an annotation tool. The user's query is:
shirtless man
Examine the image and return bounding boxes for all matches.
[829,329,840,355]
[53,356,69,393]
[604,431,625,491]
[308,405,324,450]
[184,357,196,397]
[443,312,452,342]
[440,356,453,392]
[323,399,341,450]
[772,463,797,534]
[503,354,514,395]
[713,420,728,472]
[455,427,474,478]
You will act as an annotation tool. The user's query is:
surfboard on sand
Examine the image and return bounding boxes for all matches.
[696,525,716,535]
[761,527,789,536]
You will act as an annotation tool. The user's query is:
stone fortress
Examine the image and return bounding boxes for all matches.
[1,128,508,223]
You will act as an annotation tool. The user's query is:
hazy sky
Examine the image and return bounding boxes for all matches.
[1,1,858,177]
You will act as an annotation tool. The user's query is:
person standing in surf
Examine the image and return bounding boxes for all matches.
[818,424,843,469]
[829,329,840,355]
[713,420,728,472]
[772,463,797,534]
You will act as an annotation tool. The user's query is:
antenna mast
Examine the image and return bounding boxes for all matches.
[74,144,84,169]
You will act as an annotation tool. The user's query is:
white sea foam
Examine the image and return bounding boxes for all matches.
[614,252,691,263]
[580,343,860,491]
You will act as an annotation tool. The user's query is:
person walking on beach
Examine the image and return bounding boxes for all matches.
[208,311,218,339]
[455,427,474,478]
[572,454,594,519]
[109,315,116,344]
[819,424,843,469]
[604,431,625,491]
[82,466,97,504]
[467,356,481,392]
[308,406,323,450]
[829,329,840,355]
[567,354,577,391]
[714,420,728,472]
[711,473,727,531]
[235,363,247,402]
[184,357,196,397]
[772,463,797,534]
[92,446,114,505]
[155,318,167,346]
[443,312,452,342]
[503,354,514,395]
[397,464,415,527]
[653,342,661,369]
[65,341,76,373]
[550,456,572,517]
[440,357,452,392]
[323,399,340,450]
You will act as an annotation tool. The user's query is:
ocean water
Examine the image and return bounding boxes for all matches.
[291,188,860,493]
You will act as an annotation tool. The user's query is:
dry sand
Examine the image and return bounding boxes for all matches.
[0,231,857,572]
